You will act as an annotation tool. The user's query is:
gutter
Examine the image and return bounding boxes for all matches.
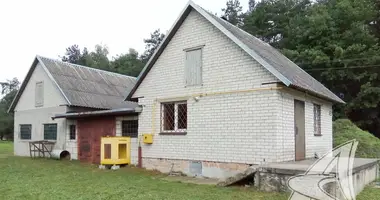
[52,107,142,120]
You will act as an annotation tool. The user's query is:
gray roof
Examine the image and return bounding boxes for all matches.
[9,56,138,112]
[126,1,344,103]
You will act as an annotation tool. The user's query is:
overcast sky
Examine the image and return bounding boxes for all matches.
[0,0,249,83]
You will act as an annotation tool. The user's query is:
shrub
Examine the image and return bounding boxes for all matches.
[333,119,380,158]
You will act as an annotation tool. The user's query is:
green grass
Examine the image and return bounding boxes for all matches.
[0,141,378,199]
[333,119,380,158]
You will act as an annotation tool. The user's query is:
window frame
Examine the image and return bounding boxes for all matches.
[121,120,138,138]
[160,101,187,135]
[69,124,76,140]
[44,123,57,140]
[313,104,322,136]
[20,124,32,140]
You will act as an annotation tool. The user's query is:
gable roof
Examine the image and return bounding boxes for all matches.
[126,1,344,103]
[8,55,138,112]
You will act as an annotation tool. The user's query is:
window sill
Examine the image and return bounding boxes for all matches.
[43,140,57,142]
[314,134,323,137]
[159,132,187,135]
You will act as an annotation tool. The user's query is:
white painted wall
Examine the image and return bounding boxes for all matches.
[15,63,67,111]
[13,63,71,157]
[132,9,334,166]
[115,116,139,165]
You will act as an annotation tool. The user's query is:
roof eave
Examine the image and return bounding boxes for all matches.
[290,85,345,104]
[126,2,194,100]
[52,107,141,119]
[7,57,39,113]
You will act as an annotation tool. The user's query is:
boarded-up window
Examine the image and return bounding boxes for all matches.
[44,123,57,140]
[35,81,44,107]
[161,101,187,133]
[121,120,138,138]
[313,104,321,136]
[20,124,32,140]
[185,48,202,86]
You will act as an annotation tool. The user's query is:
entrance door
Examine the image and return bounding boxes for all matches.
[294,100,305,161]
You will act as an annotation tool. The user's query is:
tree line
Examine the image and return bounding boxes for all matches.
[60,29,165,77]
[2,0,380,140]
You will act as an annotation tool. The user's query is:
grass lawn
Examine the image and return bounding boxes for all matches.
[0,142,378,200]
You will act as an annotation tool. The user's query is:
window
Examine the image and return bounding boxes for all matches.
[35,81,44,107]
[122,120,138,138]
[69,125,76,140]
[161,101,187,133]
[313,104,321,136]
[185,48,202,86]
[20,124,32,140]
[44,123,57,140]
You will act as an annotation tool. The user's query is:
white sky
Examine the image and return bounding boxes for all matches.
[0,0,249,83]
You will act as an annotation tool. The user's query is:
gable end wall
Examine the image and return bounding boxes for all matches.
[13,63,68,157]
[133,10,283,166]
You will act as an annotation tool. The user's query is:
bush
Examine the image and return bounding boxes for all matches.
[333,119,380,158]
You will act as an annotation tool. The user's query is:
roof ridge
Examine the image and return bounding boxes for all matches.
[36,55,137,80]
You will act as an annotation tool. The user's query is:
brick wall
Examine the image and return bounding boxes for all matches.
[278,89,333,161]
[77,117,115,164]
[133,9,282,165]
[131,9,333,175]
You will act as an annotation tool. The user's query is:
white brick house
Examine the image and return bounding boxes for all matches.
[125,1,344,179]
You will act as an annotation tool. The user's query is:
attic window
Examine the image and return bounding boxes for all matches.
[185,48,202,86]
[35,81,44,107]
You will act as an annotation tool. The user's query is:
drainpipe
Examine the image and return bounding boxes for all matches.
[138,135,142,168]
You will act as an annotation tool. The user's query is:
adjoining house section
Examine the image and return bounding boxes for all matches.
[124,1,345,179]
[8,56,139,162]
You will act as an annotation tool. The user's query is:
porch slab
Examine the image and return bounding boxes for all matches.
[259,158,379,175]
[257,158,379,196]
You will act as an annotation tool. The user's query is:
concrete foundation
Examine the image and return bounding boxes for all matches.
[142,158,250,179]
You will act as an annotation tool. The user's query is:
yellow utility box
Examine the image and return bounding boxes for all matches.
[143,134,153,144]
[100,137,131,165]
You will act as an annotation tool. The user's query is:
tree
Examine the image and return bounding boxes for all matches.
[61,44,111,71]
[242,0,380,137]
[61,45,82,64]
[221,0,245,27]
[0,78,20,140]
[88,44,111,71]
[140,29,165,63]
[0,78,20,95]
[111,49,145,77]
[243,0,312,47]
